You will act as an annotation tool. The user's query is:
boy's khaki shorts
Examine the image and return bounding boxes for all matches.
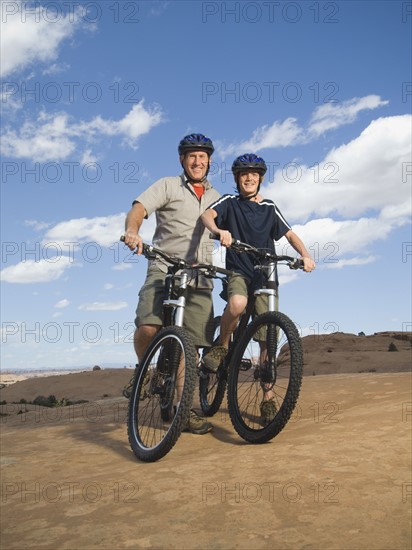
[135,265,215,348]
[227,274,268,316]
[228,274,270,342]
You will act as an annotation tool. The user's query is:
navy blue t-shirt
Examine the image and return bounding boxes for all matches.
[209,194,291,283]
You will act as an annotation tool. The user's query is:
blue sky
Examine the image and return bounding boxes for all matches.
[1,0,411,372]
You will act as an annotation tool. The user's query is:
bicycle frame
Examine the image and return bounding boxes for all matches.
[207,238,302,372]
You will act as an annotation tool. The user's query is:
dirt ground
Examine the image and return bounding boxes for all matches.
[1,370,411,550]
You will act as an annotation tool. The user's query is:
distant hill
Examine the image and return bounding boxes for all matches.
[301,331,411,376]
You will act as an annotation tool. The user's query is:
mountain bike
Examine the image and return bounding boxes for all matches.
[199,238,304,444]
[121,238,232,462]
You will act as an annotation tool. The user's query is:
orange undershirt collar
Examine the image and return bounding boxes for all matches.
[191,183,205,200]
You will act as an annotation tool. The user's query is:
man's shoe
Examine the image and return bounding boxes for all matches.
[182,409,213,435]
[202,345,228,373]
[260,398,277,426]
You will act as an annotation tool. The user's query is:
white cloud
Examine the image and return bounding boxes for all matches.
[0,256,73,283]
[104,283,114,290]
[263,115,411,221]
[42,62,70,76]
[78,301,128,311]
[24,219,51,231]
[44,213,125,247]
[115,102,164,148]
[324,256,378,269]
[55,299,70,308]
[148,1,170,17]
[1,101,165,162]
[80,149,99,166]
[219,118,303,158]
[308,95,389,137]
[0,1,84,77]
[218,95,389,158]
[264,115,411,266]
[112,263,132,271]
[1,112,76,161]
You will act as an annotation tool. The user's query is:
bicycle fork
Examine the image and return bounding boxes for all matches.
[163,272,188,327]
[254,262,279,385]
[162,272,189,403]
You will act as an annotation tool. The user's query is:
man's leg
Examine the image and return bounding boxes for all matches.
[134,324,161,362]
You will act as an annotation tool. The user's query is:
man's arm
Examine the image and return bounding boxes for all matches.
[124,202,147,254]
[201,209,233,248]
[284,229,316,272]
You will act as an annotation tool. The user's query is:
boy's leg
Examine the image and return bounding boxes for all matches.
[203,275,248,372]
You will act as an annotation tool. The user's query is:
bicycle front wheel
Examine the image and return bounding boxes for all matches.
[227,311,303,444]
[127,326,197,462]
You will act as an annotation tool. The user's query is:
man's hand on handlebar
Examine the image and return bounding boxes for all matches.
[123,231,143,254]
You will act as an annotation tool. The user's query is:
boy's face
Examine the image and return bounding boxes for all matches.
[238,171,260,198]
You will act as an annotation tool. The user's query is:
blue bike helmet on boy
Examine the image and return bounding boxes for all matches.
[231,154,267,178]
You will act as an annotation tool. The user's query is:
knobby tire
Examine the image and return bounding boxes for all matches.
[227,311,303,444]
[127,326,197,462]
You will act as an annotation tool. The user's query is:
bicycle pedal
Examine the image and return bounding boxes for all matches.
[199,369,210,380]
[240,358,253,371]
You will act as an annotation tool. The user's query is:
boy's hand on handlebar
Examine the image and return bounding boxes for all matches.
[302,256,316,272]
[123,231,143,254]
[218,230,233,248]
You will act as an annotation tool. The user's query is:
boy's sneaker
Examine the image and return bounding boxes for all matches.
[260,398,277,426]
[182,409,213,435]
[122,365,145,399]
[202,345,228,373]
[122,370,136,399]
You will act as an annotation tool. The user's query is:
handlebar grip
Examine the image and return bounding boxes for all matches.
[290,259,304,270]
[210,233,243,249]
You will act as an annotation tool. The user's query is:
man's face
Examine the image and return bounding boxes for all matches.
[238,171,260,198]
[181,151,210,181]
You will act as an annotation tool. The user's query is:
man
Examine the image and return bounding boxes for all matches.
[123,133,220,434]
[200,153,315,424]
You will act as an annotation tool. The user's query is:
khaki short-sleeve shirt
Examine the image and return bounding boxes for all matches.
[134,174,221,288]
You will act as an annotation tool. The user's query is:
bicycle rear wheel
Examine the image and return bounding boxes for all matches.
[199,316,227,417]
[227,311,303,444]
[127,326,197,462]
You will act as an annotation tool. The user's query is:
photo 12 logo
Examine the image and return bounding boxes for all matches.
[1,2,140,24]
[1,81,141,105]
[201,2,340,24]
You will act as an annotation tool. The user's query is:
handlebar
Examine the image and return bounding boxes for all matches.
[120,236,235,278]
[209,233,304,270]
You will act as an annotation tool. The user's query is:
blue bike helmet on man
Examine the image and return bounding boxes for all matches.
[178,133,215,183]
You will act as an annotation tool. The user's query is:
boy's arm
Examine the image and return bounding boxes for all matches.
[284,229,316,272]
[201,208,233,247]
